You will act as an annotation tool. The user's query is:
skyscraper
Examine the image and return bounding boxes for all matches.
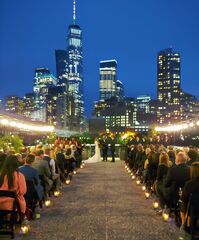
[136,95,151,113]
[99,60,117,101]
[157,48,181,124]
[5,96,24,115]
[33,68,57,121]
[55,50,67,82]
[23,93,35,119]
[65,0,84,130]
[0,99,2,112]
[116,80,124,101]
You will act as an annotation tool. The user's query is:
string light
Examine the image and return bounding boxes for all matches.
[0,117,54,133]
[155,119,199,132]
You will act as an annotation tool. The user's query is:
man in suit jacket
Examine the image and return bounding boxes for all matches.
[19,154,44,200]
[101,136,108,162]
[164,151,190,227]
[110,136,116,162]
[164,152,190,192]
[32,150,53,197]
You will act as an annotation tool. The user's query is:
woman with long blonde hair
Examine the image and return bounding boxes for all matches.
[155,152,172,211]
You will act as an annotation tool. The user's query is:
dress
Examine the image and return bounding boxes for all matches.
[86,140,101,163]
[0,171,26,213]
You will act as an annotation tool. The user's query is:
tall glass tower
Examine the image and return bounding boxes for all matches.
[99,60,117,101]
[157,48,181,123]
[65,0,84,130]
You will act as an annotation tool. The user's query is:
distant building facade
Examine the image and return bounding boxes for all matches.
[157,48,181,124]
[5,96,24,115]
[136,95,151,113]
[99,60,118,101]
[33,68,57,122]
[23,93,35,119]
[93,97,148,133]
[65,24,85,131]
[0,99,2,111]
[55,50,67,81]
[180,92,199,120]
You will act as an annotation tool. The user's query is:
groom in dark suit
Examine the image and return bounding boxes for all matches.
[101,136,108,162]
[110,136,116,162]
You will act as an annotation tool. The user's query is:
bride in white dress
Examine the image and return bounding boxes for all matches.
[85,138,101,163]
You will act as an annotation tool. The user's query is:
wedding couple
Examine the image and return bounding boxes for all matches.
[86,136,115,163]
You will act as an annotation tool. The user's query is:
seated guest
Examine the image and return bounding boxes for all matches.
[0,152,7,171]
[32,150,53,198]
[156,152,172,210]
[187,149,198,166]
[0,155,26,214]
[182,162,199,231]
[65,147,75,174]
[129,145,137,170]
[167,146,175,164]
[164,152,190,226]
[146,145,158,187]
[30,146,36,155]
[142,147,151,183]
[71,145,81,168]
[19,154,44,200]
[134,144,145,176]
[43,148,53,177]
[44,147,60,190]
[16,153,25,167]
[50,148,60,179]
[56,147,65,181]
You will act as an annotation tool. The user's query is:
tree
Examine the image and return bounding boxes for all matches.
[0,135,24,152]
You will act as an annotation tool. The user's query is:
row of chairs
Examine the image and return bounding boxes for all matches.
[132,168,199,240]
[0,158,84,239]
[0,190,22,239]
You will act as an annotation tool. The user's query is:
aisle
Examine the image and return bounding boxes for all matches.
[16,161,178,240]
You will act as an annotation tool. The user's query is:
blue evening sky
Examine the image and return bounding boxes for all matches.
[0,0,199,116]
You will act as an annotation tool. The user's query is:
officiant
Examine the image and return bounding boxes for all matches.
[101,136,108,162]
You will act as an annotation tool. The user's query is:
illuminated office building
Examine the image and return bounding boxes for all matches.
[136,95,155,126]
[55,49,67,82]
[136,95,151,113]
[33,68,57,121]
[180,92,199,120]
[63,0,85,131]
[5,96,24,115]
[116,80,124,100]
[93,97,148,133]
[0,99,2,111]
[23,93,35,119]
[157,48,181,124]
[46,86,64,126]
[99,60,117,100]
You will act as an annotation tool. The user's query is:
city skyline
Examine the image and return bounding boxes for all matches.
[1,0,199,117]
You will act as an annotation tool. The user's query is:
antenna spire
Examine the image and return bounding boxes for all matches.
[73,0,76,24]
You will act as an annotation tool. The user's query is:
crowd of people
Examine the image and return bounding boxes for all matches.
[125,138,199,239]
[0,137,84,236]
[0,134,199,238]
